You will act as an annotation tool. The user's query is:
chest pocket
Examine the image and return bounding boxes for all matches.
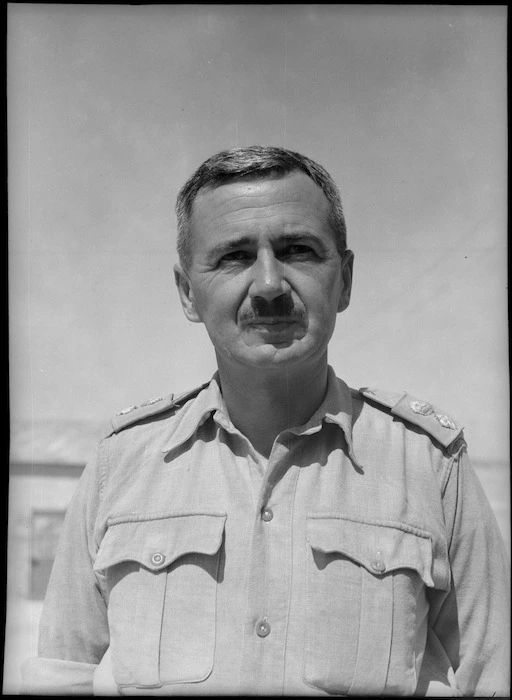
[304,516,449,696]
[94,512,226,689]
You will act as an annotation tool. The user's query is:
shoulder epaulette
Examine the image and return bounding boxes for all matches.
[105,382,210,437]
[359,387,464,449]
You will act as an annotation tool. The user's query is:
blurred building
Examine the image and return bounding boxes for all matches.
[8,419,104,600]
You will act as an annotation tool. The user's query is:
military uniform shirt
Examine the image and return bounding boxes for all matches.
[22,368,510,696]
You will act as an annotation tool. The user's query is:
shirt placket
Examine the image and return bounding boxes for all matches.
[239,435,299,695]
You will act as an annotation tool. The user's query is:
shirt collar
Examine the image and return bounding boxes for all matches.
[161,373,229,455]
[161,366,363,471]
[287,366,363,471]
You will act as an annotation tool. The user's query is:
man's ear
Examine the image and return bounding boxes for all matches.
[174,264,202,323]
[337,250,354,313]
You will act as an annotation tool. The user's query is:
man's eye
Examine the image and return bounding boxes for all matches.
[282,245,313,258]
[221,250,251,263]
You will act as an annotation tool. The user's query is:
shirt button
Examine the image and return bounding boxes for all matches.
[256,620,271,637]
[151,552,166,566]
[371,553,386,573]
[261,507,274,522]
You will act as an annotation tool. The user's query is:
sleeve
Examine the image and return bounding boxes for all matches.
[429,447,510,697]
[20,440,111,695]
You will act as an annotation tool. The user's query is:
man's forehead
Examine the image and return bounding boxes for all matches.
[191,171,331,219]
[186,171,340,262]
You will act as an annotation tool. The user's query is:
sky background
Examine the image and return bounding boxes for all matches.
[8,4,508,462]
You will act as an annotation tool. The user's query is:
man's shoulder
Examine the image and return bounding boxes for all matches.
[354,385,464,450]
[103,381,210,438]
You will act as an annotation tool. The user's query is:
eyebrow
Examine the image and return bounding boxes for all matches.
[207,232,330,260]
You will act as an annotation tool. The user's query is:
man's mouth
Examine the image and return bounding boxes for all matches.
[239,313,307,346]
[243,318,302,340]
[246,318,297,328]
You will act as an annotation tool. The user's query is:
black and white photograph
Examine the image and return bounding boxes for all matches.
[6,4,509,696]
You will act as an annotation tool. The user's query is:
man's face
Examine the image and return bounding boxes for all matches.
[175,171,353,374]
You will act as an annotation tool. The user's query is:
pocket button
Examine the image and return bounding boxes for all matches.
[371,554,386,573]
[151,552,166,566]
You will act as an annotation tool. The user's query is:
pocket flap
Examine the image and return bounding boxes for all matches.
[307,516,448,589]
[94,512,226,573]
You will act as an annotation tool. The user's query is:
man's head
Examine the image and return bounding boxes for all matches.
[176,145,347,271]
[174,146,353,376]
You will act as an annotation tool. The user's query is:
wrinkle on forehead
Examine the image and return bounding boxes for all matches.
[190,172,332,228]
[200,169,307,198]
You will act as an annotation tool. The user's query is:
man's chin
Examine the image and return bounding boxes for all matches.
[216,341,326,379]
[237,339,313,368]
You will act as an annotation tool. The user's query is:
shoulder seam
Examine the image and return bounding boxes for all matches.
[107,382,211,436]
[358,387,463,450]
[110,394,176,434]
[359,387,405,410]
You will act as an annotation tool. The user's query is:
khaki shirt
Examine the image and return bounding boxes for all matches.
[22,369,510,695]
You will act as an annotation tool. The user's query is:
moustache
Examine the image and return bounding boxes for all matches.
[239,296,307,323]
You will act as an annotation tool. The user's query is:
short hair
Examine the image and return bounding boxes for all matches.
[175,145,347,269]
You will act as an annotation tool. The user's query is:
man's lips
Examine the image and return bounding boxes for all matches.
[244,317,297,327]
[239,314,306,345]
[243,318,301,334]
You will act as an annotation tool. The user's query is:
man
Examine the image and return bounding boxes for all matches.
[23,146,509,696]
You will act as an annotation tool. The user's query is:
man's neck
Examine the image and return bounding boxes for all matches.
[216,358,330,459]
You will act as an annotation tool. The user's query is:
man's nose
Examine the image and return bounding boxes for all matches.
[248,249,290,302]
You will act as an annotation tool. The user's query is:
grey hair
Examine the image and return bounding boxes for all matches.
[175,145,347,269]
